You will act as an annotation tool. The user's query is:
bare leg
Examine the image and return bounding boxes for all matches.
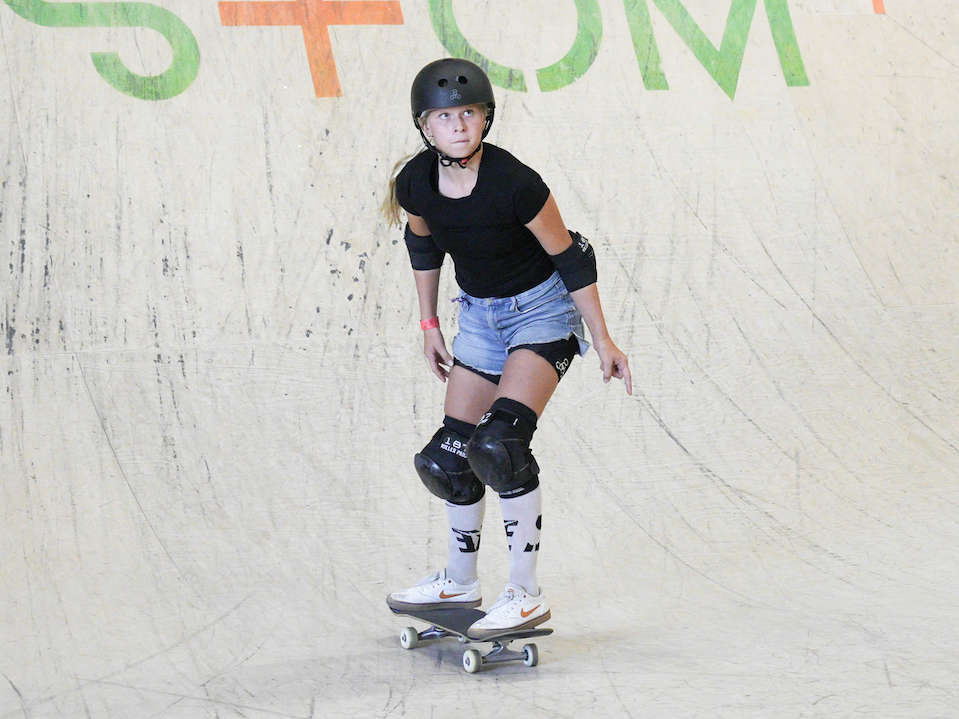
[444,348,560,421]
[440,365,497,584]
[443,352,560,593]
[492,349,559,595]
[444,364,498,424]
[494,349,559,417]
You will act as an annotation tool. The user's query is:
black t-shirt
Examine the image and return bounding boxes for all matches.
[396,143,554,298]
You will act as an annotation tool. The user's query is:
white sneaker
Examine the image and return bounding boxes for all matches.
[467,583,550,640]
[387,569,482,612]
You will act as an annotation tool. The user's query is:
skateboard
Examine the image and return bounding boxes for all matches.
[389,605,552,673]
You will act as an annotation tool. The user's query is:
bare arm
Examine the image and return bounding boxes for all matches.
[408,213,454,381]
[526,195,632,394]
[408,213,431,237]
[569,283,632,394]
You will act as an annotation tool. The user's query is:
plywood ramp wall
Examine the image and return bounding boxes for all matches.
[2,2,957,716]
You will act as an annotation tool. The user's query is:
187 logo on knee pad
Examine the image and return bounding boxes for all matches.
[441,435,468,459]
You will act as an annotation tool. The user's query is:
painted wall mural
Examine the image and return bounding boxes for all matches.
[3,0,200,100]
[2,0,887,101]
[218,1,404,98]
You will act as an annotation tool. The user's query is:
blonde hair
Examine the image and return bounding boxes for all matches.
[382,147,426,228]
[382,111,433,228]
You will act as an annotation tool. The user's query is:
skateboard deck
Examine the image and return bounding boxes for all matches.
[389,605,552,673]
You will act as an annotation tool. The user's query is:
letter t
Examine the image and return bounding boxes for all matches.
[219,0,404,97]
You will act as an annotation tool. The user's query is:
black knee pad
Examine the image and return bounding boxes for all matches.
[414,418,486,506]
[466,398,541,498]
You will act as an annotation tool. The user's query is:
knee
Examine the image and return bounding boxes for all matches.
[466,398,541,498]
[414,418,486,505]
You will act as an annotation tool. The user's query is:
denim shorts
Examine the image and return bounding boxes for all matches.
[451,272,590,378]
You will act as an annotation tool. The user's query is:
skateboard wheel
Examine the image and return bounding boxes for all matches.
[400,627,419,650]
[463,649,482,674]
[522,643,539,667]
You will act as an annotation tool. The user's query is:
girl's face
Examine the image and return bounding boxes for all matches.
[421,104,487,158]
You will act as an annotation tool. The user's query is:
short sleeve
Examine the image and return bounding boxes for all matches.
[512,167,550,225]
[395,162,418,216]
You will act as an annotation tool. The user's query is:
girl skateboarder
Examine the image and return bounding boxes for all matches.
[384,58,631,639]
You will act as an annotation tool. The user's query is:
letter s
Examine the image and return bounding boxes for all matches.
[4,0,200,100]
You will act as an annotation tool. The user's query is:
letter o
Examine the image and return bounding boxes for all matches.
[427,0,602,93]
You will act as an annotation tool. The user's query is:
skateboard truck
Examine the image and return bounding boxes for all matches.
[399,623,542,673]
[465,639,540,673]
[391,606,551,674]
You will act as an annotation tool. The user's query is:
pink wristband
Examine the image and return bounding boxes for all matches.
[420,317,440,331]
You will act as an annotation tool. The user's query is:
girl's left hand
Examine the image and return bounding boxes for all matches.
[595,339,632,395]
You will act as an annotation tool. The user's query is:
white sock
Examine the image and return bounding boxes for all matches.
[500,486,542,595]
[446,495,486,585]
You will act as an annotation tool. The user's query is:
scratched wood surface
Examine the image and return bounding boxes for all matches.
[2,2,958,717]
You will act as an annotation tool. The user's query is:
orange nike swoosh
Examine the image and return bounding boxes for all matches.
[440,591,466,599]
[521,605,541,618]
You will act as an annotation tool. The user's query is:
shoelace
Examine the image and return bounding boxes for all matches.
[489,588,517,611]
[417,571,442,586]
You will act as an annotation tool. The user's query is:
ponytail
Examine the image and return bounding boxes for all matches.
[382,148,424,228]
[383,110,433,227]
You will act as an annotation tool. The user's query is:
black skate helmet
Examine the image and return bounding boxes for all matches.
[410,58,496,168]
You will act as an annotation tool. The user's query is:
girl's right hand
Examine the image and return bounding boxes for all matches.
[423,328,454,382]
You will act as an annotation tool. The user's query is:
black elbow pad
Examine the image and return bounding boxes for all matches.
[552,231,597,292]
[405,223,446,270]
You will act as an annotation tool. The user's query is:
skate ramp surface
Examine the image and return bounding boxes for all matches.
[3,1,958,717]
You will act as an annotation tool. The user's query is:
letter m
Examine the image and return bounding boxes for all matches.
[625,0,809,99]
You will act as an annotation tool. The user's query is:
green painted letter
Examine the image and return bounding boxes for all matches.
[3,0,200,100]
[428,0,602,93]
[764,0,808,88]
[624,0,808,98]
[623,0,668,90]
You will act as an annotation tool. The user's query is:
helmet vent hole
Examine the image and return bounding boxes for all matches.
[438,78,448,88]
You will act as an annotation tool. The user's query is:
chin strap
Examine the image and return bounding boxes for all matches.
[437,144,483,169]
